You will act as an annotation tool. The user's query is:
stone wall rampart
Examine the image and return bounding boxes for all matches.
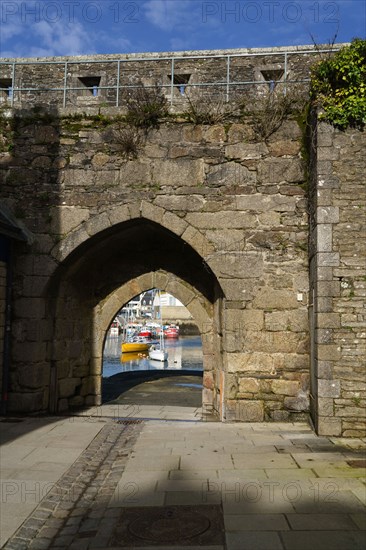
[0,44,339,109]
[0,106,310,421]
[0,44,364,436]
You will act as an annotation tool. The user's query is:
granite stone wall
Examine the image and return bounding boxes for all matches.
[309,120,366,437]
[0,260,6,398]
[0,45,364,436]
[0,109,310,422]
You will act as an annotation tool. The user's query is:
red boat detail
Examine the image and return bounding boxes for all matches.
[164,325,180,338]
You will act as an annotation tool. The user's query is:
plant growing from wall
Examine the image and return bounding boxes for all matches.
[184,91,242,124]
[112,123,144,159]
[123,82,168,130]
[250,86,307,141]
[310,38,366,129]
[0,108,14,152]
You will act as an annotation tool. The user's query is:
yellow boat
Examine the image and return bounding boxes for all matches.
[120,351,148,363]
[121,340,150,353]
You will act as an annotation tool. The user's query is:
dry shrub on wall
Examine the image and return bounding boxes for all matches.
[112,123,144,160]
[122,82,168,129]
[250,85,308,141]
[184,90,243,124]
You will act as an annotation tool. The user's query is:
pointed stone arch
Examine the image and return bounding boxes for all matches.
[47,215,224,417]
[51,200,215,264]
[93,270,216,411]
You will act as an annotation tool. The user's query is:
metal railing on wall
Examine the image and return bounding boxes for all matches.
[0,48,338,109]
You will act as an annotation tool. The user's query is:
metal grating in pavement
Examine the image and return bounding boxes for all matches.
[109,505,225,547]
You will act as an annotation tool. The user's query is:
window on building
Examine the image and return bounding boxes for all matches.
[168,73,191,95]
[78,76,101,97]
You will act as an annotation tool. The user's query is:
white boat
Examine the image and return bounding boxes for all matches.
[148,290,168,362]
[149,345,168,362]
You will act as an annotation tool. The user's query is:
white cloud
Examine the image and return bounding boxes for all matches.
[144,0,198,31]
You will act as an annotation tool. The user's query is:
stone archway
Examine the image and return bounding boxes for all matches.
[47,216,224,417]
[94,270,216,412]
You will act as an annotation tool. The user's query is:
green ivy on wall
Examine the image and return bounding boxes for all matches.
[310,38,366,129]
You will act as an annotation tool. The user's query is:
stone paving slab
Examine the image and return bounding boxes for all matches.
[1,415,366,549]
[0,416,105,548]
[280,530,366,550]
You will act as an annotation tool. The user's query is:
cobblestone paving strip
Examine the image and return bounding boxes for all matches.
[3,419,143,550]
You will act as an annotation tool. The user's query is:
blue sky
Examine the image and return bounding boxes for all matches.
[1,0,365,58]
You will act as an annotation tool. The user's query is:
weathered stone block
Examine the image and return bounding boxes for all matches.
[316,224,333,252]
[225,399,264,421]
[268,140,301,156]
[317,206,339,224]
[119,161,151,186]
[34,125,59,144]
[84,212,111,237]
[162,211,187,236]
[238,377,260,393]
[315,328,333,344]
[186,211,257,229]
[58,377,81,398]
[219,279,259,302]
[235,194,296,212]
[154,195,205,212]
[258,158,303,184]
[203,125,226,143]
[317,397,334,416]
[317,146,340,161]
[317,345,341,361]
[265,310,308,332]
[225,142,268,160]
[317,252,340,267]
[7,391,44,413]
[18,364,48,389]
[92,152,110,167]
[227,352,279,374]
[152,159,204,187]
[62,168,95,187]
[206,162,256,186]
[208,252,263,279]
[224,309,264,333]
[317,417,342,436]
[108,204,131,225]
[12,341,47,362]
[203,371,214,390]
[317,313,340,329]
[318,379,341,398]
[316,281,340,297]
[253,289,298,310]
[272,380,300,396]
[141,200,165,225]
[51,206,90,235]
[284,392,309,411]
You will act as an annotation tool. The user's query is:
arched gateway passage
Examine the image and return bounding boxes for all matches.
[47,216,224,417]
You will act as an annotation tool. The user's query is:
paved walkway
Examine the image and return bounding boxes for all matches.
[1,406,365,549]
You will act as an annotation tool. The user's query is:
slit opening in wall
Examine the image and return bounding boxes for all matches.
[78,76,101,97]
[168,74,191,95]
[260,69,284,91]
[0,79,13,100]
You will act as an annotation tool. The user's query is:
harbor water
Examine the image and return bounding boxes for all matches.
[102,334,203,378]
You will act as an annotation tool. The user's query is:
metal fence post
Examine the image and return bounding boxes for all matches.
[284,52,288,96]
[226,56,230,102]
[11,63,15,107]
[116,60,121,107]
[170,58,175,106]
[63,62,68,107]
